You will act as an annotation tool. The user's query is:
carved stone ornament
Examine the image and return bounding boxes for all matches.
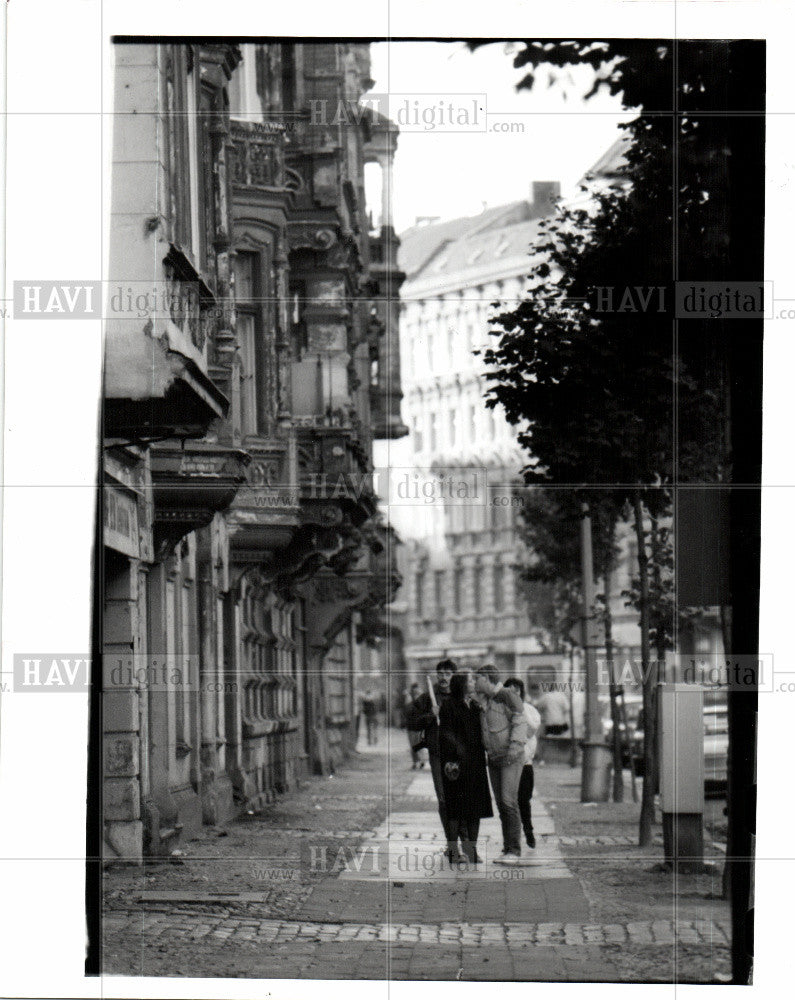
[288,224,338,252]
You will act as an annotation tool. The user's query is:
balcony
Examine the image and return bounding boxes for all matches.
[226,438,300,562]
[105,244,229,442]
[229,121,286,191]
[149,440,250,556]
[296,424,375,524]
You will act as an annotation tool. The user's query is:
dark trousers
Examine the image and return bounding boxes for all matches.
[448,816,481,861]
[428,753,450,839]
[518,763,535,841]
[407,730,425,764]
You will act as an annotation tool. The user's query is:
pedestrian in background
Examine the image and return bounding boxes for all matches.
[474,664,527,864]
[361,689,378,745]
[404,682,427,769]
[413,658,457,849]
[439,670,493,865]
[535,685,569,735]
[504,677,541,849]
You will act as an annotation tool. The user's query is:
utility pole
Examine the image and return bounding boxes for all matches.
[580,502,611,801]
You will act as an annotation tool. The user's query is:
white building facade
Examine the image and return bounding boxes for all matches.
[378,173,642,683]
[382,187,561,676]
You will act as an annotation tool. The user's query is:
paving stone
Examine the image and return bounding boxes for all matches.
[102,745,730,983]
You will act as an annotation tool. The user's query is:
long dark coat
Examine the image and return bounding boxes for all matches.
[439,698,494,821]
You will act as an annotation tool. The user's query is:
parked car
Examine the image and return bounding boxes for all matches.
[703,703,729,797]
[601,692,643,768]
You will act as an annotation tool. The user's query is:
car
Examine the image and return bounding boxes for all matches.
[600,691,643,768]
[703,704,729,797]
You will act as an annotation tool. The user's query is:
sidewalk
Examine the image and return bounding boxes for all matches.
[102,729,730,982]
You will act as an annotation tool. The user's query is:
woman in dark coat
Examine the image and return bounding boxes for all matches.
[439,670,493,864]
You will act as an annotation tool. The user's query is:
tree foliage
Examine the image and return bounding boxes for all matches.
[480,39,744,843]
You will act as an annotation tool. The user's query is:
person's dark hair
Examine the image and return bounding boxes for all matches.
[436,658,457,673]
[449,672,469,701]
[504,677,525,700]
[475,663,500,684]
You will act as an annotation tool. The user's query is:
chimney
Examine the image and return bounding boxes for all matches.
[531,181,561,216]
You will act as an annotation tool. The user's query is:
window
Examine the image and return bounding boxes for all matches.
[447,327,455,363]
[427,333,434,369]
[238,314,258,433]
[229,44,262,122]
[415,572,425,616]
[469,405,477,443]
[412,415,424,453]
[472,565,482,615]
[185,61,202,264]
[235,250,255,298]
[449,408,458,447]
[434,571,445,623]
[493,564,504,612]
[281,44,297,110]
[429,412,438,452]
[453,565,463,615]
[235,251,260,435]
[165,46,197,253]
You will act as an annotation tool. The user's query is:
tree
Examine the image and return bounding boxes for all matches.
[480,40,736,844]
[516,486,627,797]
[483,145,679,840]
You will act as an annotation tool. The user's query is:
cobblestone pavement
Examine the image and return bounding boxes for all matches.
[102,730,731,982]
[104,911,730,947]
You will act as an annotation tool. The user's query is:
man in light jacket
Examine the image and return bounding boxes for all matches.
[474,664,527,864]
[505,676,542,849]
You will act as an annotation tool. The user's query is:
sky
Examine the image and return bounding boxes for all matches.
[368,41,630,233]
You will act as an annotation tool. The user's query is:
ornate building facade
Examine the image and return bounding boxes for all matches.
[102,42,404,860]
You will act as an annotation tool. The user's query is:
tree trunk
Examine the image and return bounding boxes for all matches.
[648,511,667,795]
[603,560,624,801]
[633,490,656,846]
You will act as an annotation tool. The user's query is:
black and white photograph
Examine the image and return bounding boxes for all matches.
[1,1,793,997]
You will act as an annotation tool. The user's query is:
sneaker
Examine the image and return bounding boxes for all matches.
[494,851,520,865]
[526,832,536,849]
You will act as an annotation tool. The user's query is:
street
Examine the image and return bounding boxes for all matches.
[102,729,730,982]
